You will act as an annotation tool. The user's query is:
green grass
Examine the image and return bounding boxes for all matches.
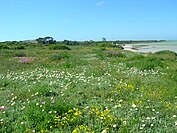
[0,44,177,132]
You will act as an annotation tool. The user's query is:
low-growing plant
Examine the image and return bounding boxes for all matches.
[14,52,27,57]
[49,45,71,50]
[15,46,25,50]
[48,106,121,132]
[155,50,177,55]
[104,50,125,58]
[154,50,177,60]
[126,56,163,70]
[98,42,113,47]
[0,45,10,50]
[0,44,177,133]
[48,52,70,61]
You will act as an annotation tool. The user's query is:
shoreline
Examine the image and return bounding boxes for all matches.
[123,44,177,53]
[122,41,177,53]
[122,45,138,52]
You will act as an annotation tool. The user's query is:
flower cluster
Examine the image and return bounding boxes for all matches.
[72,125,94,133]
[47,106,120,132]
[47,108,82,130]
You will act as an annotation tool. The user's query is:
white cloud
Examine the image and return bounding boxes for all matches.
[96,1,105,7]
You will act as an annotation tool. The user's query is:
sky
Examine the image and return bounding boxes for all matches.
[0,0,177,41]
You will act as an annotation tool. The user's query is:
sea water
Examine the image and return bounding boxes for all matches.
[132,41,177,53]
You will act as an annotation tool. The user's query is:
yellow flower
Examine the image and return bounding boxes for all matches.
[72,129,78,133]
[72,125,94,133]
[74,111,82,116]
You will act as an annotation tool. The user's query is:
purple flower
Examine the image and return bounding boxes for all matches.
[19,58,32,63]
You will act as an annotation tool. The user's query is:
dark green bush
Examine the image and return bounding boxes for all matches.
[0,45,10,49]
[104,51,125,58]
[154,50,177,60]
[130,54,145,60]
[49,45,71,50]
[98,42,124,49]
[14,52,27,57]
[49,52,70,61]
[98,42,113,47]
[126,57,163,70]
[172,72,177,82]
[15,46,25,50]
[155,50,177,56]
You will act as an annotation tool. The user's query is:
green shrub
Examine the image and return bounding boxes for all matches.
[98,42,113,47]
[95,49,106,60]
[15,46,25,50]
[155,50,177,56]
[20,98,75,132]
[104,50,125,58]
[126,57,163,70]
[31,85,58,97]
[0,45,10,49]
[172,72,177,82]
[49,52,70,61]
[154,50,177,60]
[130,54,145,60]
[14,52,27,57]
[98,42,124,49]
[49,45,71,50]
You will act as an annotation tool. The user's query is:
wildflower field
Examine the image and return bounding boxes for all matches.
[0,44,177,132]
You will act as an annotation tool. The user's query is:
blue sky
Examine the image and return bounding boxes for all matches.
[0,0,177,41]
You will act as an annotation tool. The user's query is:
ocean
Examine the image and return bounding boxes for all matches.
[132,41,177,53]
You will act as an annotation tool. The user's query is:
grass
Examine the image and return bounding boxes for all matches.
[0,43,177,132]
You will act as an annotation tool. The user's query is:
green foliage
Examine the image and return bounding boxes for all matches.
[126,56,163,70]
[0,45,10,49]
[0,44,177,132]
[63,40,81,45]
[155,50,177,55]
[49,45,71,50]
[104,50,125,58]
[48,52,70,61]
[98,42,113,47]
[14,52,27,57]
[153,50,177,60]
[15,46,25,50]
[0,41,27,50]
[36,36,56,44]
[98,42,124,50]
[130,54,145,60]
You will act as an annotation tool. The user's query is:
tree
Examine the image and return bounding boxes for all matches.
[102,37,106,42]
[36,37,45,44]
[36,37,56,44]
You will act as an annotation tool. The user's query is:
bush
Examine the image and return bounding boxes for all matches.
[104,50,125,58]
[130,54,145,60]
[0,45,10,50]
[126,57,163,70]
[154,50,177,60]
[49,45,71,50]
[14,52,27,57]
[98,42,113,47]
[155,50,177,56]
[98,42,124,49]
[15,46,25,50]
[49,52,70,61]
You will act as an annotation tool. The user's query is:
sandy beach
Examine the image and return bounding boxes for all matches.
[122,45,137,52]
